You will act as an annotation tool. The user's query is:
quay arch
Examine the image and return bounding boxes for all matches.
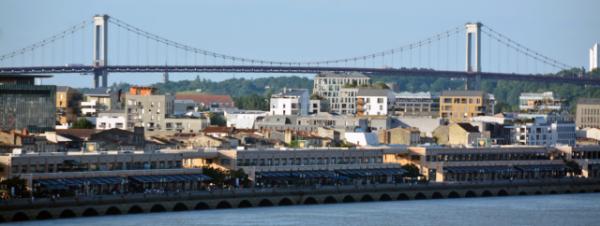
[82,208,99,217]
[150,204,167,212]
[303,197,318,205]
[342,195,356,203]
[397,193,409,200]
[12,212,29,222]
[448,191,460,198]
[432,192,444,199]
[414,192,427,200]
[128,205,144,214]
[238,200,253,208]
[105,206,122,215]
[258,199,274,207]
[195,202,210,210]
[324,196,338,204]
[278,198,294,206]
[59,209,77,218]
[481,190,493,197]
[360,195,374,202]
[465,191,477,198]
[518,191,528,196]
[36,211,53,220]
[379,194,392,201]
[497,190,508,196]
[173,203,189,211]
[216,201,233,209]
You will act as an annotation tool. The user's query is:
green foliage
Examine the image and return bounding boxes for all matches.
[72,118,94,129]
[289,140,300,148]
[0,176,28,198]
[202,167,250,187]
[209,113,226,126]
[401,164,421,178]
[233,94,269,111]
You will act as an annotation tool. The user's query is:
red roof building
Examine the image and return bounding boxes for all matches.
[175,93,235,109]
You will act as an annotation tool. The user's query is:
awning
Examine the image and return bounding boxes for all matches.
[35,176,123,188]
[129,174,211,183]
[336,168,406,178]
[291,170,337,179]
[514,164,567,172]
[444,166,515,174]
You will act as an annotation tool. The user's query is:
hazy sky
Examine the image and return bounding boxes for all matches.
[0,0,599,87]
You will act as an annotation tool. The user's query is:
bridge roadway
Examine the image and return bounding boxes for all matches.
[1,65,599,85]
[1,178,600,223]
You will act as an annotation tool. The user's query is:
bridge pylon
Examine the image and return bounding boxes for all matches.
[465,22,482,73]
[93,14,109,88]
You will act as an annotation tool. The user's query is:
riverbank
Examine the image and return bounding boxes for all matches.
[2,178,600,223]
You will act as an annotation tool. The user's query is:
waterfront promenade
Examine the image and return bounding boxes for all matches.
[2,178,600,223]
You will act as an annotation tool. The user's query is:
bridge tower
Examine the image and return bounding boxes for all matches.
[465,22,482,90]
[93,14,109,88]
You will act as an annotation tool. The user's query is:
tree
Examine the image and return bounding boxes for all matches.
[72,118,94,129]
[402,164,421,178]
[209,113,226,126]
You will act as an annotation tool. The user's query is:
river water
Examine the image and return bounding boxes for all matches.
[10,193,600,226]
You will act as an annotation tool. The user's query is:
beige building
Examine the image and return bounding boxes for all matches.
[378,127,420,145]
[439,90,494,123]
[576,98,600,128]
[56,86,80,125]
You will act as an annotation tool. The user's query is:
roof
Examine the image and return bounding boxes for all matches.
[357,88,390,97]
[315,71,369,78]
[56,129,97,140]
[441,90,485,97]
[175,93,234,105]
[395,91,437,99]
[272,88,308,97]
[83,87,114,96]
[455,123,480,133]
[578,98,600,105]
[203,126,235,134]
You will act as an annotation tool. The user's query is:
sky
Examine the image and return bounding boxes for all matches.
[0,0,599,88]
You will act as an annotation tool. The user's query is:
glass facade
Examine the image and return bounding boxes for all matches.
[0,84,56,132]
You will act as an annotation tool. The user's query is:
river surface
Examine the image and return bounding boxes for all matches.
[10,193,600,226]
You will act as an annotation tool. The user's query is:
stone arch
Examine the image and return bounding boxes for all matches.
[497,190,508,196]
[278,198,294,206]
[195,202,210,210]
[342,195,355,203]
[303,197,318,205]
[432,192,444,199]
[12,212,29,222]
[150,204,166,213]
[173,203,189,212]
[59,209,76,218]
[105,206,122,215]
[36,210,53,220]
[415,192,427,200]
[448,191,460,198]
[0,215,4,223]
[397,193,410,200]
[564,190,572,194]
[360,194,374,202]
[238,200,253,208]
[518,191,528,196]
[258,199,274,207]
[594,189,600,193]
[535,191,543,195]
[324,196,337,204]
[465,191,477,198]
[481,190,493,197]
[82,208,99,217]
[216,201,232,209]
[379,194,392,201]
[578,190,587,193]
[128,205,144,214]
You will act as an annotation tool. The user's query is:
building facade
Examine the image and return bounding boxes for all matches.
[439,90,495,123]
[56,86,80,125]
[576,98,600,128]
[270,88,309,116]
[356,88,394,116]
[393,92,439,116]
[312,72,370,115]
[0,76,56,132]
[519,92,563,113]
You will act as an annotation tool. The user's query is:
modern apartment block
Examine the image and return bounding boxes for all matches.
[81,87,121,116]
[519,92,563,113]
[356,88,394,116]
[125,86,174,132]
[393,91,439,116]
[576,98,600,128]
[439,90,495,123]
[0,74,56,132]
[270,88,309,116]
[312,72,370,115]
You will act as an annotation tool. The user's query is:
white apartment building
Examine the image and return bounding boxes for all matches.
[590,43,599,72]
[509,115,576,146]
[356,88,395,116]
[519,92,563,113]
[270,88,309,116]
[81,88,121,116]
[225,110,268,129]
[312,72,370,115]
[96,112,128,130]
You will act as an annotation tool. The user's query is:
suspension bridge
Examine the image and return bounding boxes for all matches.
[0,14,597,88]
